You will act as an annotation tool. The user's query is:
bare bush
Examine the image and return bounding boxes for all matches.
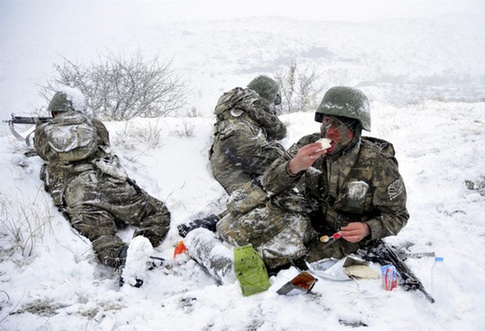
[275,62,324,114]
[0,190,54,257]
[114,120,164,150]
[39,50,188,120]
[170,119,195,138]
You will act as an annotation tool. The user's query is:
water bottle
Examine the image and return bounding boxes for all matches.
[431,256,448,305]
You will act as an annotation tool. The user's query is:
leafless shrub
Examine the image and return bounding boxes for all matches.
[114,120,164,149]
[275,62,324,113]
[0,190,53,257]
[38,50,188,120]
[170,120,195,138]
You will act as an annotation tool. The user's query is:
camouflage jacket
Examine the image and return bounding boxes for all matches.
[262,133,409,241]
[213,87,287,141]
[209,88,287,192]
[34,111,110,205]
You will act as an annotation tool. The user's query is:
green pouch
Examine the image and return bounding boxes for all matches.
[234,245,270,296]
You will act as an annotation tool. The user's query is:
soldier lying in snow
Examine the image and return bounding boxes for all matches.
[34,88,171,286]
[209,75,287,194]
[181,86,410,287]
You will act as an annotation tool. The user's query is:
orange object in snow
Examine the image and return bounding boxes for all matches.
[173,240,188,258]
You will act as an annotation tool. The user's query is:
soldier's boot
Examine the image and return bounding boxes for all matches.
[119,236,154,288]
[177,214,220,238]
[117,251,166,287]
[184,228,236,285]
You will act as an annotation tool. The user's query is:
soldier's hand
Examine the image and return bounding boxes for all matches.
[340,222,370,243]
[288,142,327,175]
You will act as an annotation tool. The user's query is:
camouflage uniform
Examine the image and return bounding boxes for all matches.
[262,133,409,262]
[209,87,287,194]
[216,180,315,269]
[191,86,408,275]
[35,108,171,268]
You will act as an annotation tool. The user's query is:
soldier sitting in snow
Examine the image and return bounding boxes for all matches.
[34,88,171,287]
[209,75,287,195]
[182,86,409,288]
[177,76,288,237]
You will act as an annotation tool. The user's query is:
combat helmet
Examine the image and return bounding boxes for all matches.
[315,86,371,131]
[247,75,280,104]
[47,91,77,114]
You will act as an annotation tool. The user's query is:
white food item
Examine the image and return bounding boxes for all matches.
[316,138,332,151]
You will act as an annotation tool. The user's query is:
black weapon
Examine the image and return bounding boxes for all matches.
[3,114,52,125]
[2,113,52,144]
[360,239,435,303]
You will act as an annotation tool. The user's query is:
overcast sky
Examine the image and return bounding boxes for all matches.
[0,0,483,119]
[1,1,483,26]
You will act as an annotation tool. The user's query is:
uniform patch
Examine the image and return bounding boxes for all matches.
[348,181,369,200]
[388,179,404,201]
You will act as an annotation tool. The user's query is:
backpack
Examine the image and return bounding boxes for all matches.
[45,112,98,162]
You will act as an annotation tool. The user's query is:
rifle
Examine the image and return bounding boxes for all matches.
[359,239,435,303]
[2,114,52,145]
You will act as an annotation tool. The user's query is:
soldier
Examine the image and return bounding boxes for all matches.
[209,75,287,195]
[261,86,409,262]
[34,88,171,287]
[184,86,409,284]
[178,76,286,237]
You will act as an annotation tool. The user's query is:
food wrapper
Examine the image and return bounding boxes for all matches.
[381,264,398,291]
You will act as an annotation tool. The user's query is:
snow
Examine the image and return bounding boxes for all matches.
[1,1,484,330]
[57,87,86,112]
[122,236,154,287]
[348,181,369,200]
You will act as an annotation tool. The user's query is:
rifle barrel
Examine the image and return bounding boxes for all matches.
[3,116,52,124]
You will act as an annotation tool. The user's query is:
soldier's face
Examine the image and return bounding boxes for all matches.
[320,116,354,155]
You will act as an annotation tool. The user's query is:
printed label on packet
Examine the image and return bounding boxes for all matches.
[381,265,398,291]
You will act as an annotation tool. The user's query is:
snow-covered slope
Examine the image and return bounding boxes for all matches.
[1,1,484,330]
[1,100,484,330]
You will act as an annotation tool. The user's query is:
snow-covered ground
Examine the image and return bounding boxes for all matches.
[1,1,484,330]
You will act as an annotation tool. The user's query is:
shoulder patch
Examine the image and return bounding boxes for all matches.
[388,179,404,201]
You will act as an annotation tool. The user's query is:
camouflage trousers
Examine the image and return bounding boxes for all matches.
[217,206,372,268]
[63,170,171,268]
[217,197,315,270]
[217,183,373,268]
[210,162,256,195]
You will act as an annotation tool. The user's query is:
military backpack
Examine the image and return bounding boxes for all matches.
[44,112,98,162]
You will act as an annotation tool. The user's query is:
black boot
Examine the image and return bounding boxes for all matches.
[177,214,220,238]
